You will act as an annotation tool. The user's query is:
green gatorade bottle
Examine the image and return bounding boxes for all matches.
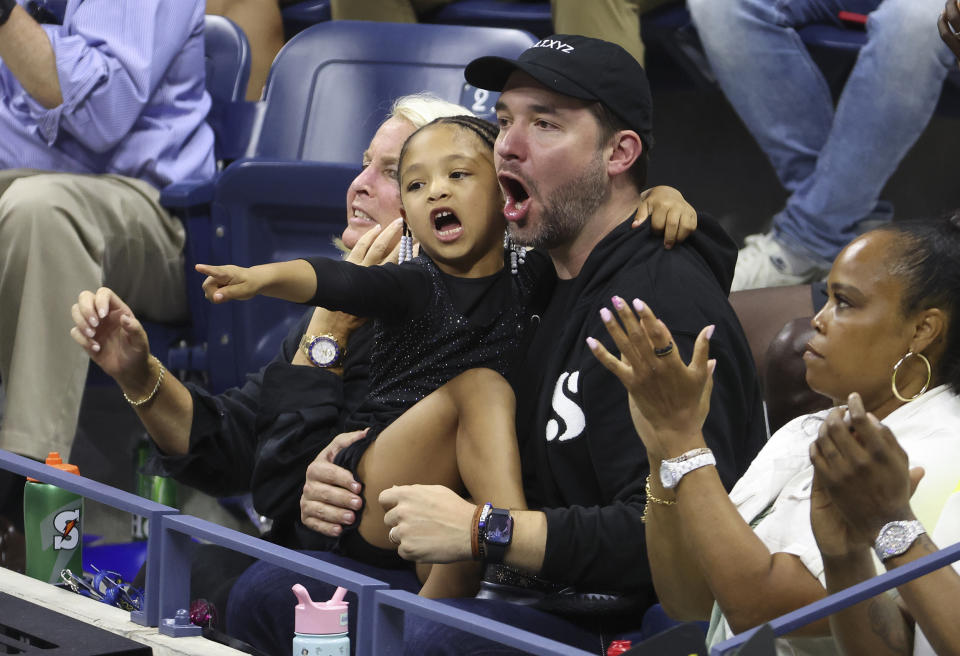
[132,434,177,540]
[23,452,84,583]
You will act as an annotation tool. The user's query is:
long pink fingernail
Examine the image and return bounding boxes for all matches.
[611,296,624,310]
[600,308,612,322]
[705,325,715,340]
[632,299,644,313]
[586,337,598,350]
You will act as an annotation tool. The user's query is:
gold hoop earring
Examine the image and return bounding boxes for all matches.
[891,351,932,403]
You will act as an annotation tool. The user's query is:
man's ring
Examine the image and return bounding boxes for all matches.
[389,526,401,545]
[654,342,674,358]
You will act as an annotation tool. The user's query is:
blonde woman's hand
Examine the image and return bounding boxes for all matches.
[70,287,153,390]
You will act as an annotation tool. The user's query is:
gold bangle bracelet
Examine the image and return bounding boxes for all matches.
[123,356,165,407]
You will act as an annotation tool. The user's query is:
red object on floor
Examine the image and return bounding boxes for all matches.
[837,11,868,26]
[607,640,633,655]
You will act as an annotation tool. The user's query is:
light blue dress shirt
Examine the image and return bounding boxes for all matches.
[0,0,215,190]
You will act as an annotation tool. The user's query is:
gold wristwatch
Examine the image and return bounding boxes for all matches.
[299,333,345,368]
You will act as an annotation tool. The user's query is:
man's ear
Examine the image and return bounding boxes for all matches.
[910,307,947,355]
[606,130,643,177]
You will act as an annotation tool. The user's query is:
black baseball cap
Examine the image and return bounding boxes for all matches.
[465,34,654,151]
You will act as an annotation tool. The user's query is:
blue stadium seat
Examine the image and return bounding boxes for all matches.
[424,0,552,37]
[144,15,255,376]
[202,20,537,392]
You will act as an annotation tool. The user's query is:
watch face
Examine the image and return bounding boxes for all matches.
[660,463,679,489]
[876,521,924,559]
[880,525,910,555]
[308,336,339,367]
[485,512,513,545]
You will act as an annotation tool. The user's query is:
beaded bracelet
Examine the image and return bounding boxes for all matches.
[470,503,485,560]
[123,356,165,407]
[476,503,492,561]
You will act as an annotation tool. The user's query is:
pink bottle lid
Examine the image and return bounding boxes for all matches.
[292,584,349,636]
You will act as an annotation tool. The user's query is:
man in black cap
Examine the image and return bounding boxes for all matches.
[380,34,766,653]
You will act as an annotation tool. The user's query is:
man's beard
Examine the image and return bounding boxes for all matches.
[511,152,608,250]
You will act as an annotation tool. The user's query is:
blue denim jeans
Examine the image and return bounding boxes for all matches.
[227,554,630,655]
[400,598,620,656]
[687,0,955,261]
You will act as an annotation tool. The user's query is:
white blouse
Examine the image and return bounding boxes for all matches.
[706,385,960,656]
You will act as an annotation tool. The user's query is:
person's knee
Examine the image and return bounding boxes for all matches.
[866,0,955,73]
[449,368,514,408]
[869,0,952,53]
[687,0,742,28]
[0,177,85,244]
[452,367,508,391]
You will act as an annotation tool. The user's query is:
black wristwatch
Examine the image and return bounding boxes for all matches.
[482,507,513,564]
[0,0,17,27]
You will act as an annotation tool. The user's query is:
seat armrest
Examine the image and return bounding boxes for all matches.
[214,159,360,210]
[161,177,218,209]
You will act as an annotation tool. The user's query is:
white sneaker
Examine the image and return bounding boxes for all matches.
[731,232,830,291]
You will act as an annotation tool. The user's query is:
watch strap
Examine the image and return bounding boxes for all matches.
[660,448,716,489]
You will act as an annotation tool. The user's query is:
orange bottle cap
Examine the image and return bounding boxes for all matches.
[26,451,80,482]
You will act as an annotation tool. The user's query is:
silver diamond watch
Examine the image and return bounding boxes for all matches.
[659,448,716,490]
[873,520,925,561]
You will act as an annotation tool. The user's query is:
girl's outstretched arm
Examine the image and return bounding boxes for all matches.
[196,259,317,304]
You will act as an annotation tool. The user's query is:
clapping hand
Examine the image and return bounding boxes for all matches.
[809,393,924,558]
[588,296,716,460]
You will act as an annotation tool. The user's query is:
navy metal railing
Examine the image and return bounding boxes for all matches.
[0,449,593,654]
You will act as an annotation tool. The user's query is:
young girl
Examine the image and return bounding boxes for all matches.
[198,116,696,597]
[199,116,538,597]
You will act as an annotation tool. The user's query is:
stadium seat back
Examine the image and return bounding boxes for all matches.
[255,20,537,162]
[202,21,536,391]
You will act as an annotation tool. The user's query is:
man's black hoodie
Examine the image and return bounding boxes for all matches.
[511,212,766,597]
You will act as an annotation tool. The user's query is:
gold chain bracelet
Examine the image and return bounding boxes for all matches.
[642,474,676,524]
[123,355,165,407]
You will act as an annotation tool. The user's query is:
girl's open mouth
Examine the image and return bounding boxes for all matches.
[432,209,464,242]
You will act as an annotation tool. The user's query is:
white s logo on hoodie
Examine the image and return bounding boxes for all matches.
[546,371,585,442]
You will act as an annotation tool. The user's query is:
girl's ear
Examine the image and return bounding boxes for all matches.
[399,206,407,222]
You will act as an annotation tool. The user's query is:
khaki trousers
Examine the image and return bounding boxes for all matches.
[0,170,186,460]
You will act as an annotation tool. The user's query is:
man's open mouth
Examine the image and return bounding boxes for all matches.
[499,174,531,222]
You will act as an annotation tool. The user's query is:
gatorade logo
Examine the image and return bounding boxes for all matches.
[52,509,80,550]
